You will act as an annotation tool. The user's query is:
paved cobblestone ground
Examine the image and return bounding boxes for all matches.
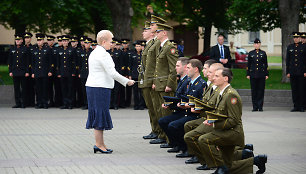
[0,106,306,174]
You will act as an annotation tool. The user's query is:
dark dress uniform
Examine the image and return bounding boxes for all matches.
[286,36,306,112]
[109,48,121,109]
[31,44,52,108]
[122,47,132,107]
[129,50,145,109]
[57,45,77,109]
[159,76,206,153]
[48,44,62,107]
[25,43,36,107]
[247,47,269,111]
[78,47,92,109]
[73,46,84,107]
[8,40,29,108]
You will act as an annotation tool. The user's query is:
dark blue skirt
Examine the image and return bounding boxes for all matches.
[86,86,113,130]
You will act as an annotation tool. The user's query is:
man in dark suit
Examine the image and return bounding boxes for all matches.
[209,34,231,68]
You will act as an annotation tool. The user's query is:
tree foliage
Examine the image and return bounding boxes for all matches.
[0,0,113,36]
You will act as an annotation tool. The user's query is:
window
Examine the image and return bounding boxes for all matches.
[249,31,260,43]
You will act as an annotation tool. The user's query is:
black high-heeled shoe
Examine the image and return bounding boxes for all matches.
[93,145,112,154]
[106,149,113,152]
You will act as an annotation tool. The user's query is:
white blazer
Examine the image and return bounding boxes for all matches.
[85,45,129,88]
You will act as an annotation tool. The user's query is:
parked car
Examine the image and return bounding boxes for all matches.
[190,47,248,69]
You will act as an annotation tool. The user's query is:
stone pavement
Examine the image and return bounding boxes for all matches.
[0,106,306,174]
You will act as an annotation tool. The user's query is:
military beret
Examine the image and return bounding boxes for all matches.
[170,40,178,45]
[14,34,23,40]
[79,36,87,41]
[140,40,146,46]
[292,32,300,37]
[35,33,45,40]
[46,35,55,41]
[24,32,33,38]
[62,35,70,40]
[144,21,151,30]
[133,40,142,46]
[91,40,98,46]
[70,36,78,42]
[151,15,167,24]
[254,38,261,43]
[163,96,181,110]
[121,39,130,44]
[57,36,63,41]
[156,23,173,32]
[84,38,92,43]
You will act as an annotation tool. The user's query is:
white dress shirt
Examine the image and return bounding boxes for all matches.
[86,45,129,88]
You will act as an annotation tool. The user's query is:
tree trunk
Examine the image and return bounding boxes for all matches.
[279,0,300,83]
[203,23,212,52]
[105,0,132,40]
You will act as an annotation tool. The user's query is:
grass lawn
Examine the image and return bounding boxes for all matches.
[1,65,291,90]
[267,56,282,63]
[0,65,12,85]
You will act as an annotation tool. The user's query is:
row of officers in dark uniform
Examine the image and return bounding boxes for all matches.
[8,32,184,110]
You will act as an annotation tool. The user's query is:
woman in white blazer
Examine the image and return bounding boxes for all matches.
[85,30,134,154]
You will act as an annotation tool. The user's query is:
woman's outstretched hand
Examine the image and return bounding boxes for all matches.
[127,80,135,86]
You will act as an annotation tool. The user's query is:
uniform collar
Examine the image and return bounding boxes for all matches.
[190,75,201,84]
[219,84,230,96]
[181,74,187,81]
[207,80,211,86]
[161,38,169,47]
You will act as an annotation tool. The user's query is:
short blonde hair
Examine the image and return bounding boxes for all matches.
[97,30,113,45]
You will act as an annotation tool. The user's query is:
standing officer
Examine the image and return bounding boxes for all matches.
[130,41,145,110]
[286,32,306,112]
[24,32,35,107]
[139,21,158,139]
[121,39,132,107]
[46,35,57,107]
[109,39,121,110]
[71,36,83,108]
[31,33,52,109]
[57,35,77,109]
[247,38,269,112]
[91,40,98,49]
[301,32,306,110]
[210,34,232,68]
[8,34,29,108]
[57,36,63,48]
[150,23,178,144]
[78,38,92,109]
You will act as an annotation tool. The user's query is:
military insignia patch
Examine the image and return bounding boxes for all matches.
[170,48,175,54]
[231,98,237,105]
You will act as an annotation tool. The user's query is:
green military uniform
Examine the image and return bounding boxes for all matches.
[153,23,178,140]
[184,82,220,165]
[139,37,158,134]
[198,85,244,169]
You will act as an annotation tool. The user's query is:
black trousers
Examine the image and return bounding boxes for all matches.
[125,85,132,107]
[48,75,62,106]
[72,76,83,107]
[25,76,35,106]
[80,78,88,106]
[290,75,305,109]
[35,77,48,106]
[118,83,126,107]
[250,77,266,110]
[60,76,73,107]
[132,78,145,109]
[13,76,26,105]
[110,81,120,108]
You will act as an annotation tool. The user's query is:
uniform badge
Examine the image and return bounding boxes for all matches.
[289,49,293,52]
[170,48,175,54]
[12,50,16,53]
[231,98,237,105]
[59,52,63,55]
[81,54,84,57]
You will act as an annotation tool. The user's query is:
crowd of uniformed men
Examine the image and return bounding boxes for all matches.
[7,12,306,173]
